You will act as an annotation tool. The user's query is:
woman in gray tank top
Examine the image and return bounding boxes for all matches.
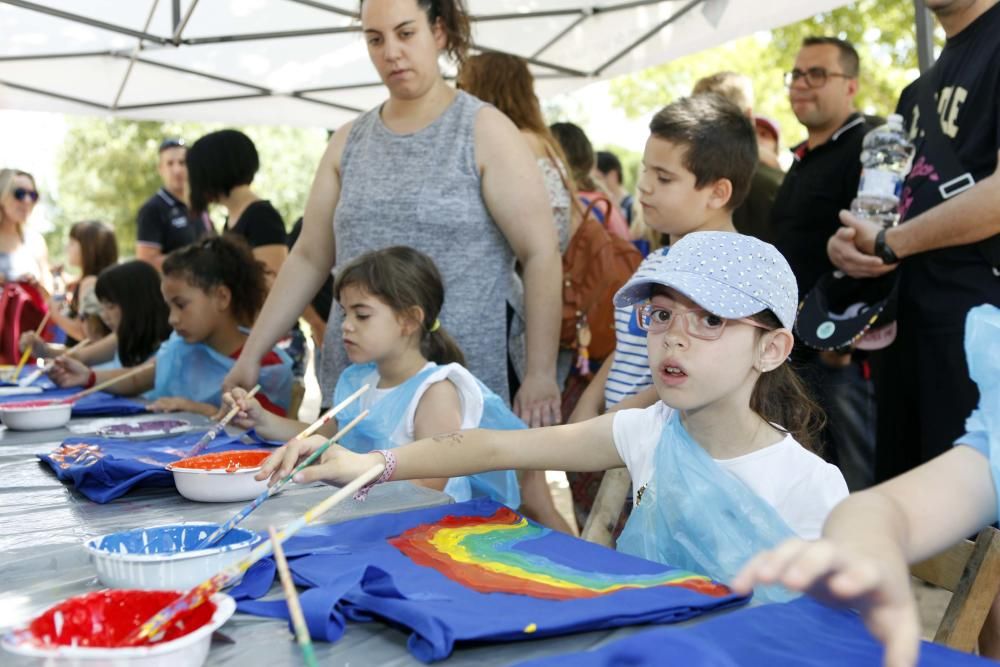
[226,0,562,428]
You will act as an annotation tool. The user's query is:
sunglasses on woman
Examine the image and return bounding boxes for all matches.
[13,187,39,203]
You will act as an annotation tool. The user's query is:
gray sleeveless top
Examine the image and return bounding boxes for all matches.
[322,91,516,402]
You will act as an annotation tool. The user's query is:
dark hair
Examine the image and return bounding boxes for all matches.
[596,150,623,181]
[748,310,826,453]
[159,137,186,153]
[69,220,118,278]
[161,235,267,328]
[549,122,598,191]
[333,246,465,366]
[94,261,171,367]
[186,129,259,215]
[648,94,758,211]
[802,36,860,78]
[360,0,471,66]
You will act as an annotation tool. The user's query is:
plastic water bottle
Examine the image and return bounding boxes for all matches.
[850,114,915,227]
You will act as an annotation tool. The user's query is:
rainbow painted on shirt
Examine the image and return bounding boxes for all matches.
[389,507,732,600]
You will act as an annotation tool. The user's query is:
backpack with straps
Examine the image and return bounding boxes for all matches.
[0,281,50,365]
[561,196,642,372]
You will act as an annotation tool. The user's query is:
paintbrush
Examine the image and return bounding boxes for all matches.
[12,362,155,408]
[192,407,369,551]
[116,462,385,648]
[18,337,90,388]
[9,311,51,382]
[268,525,318,667]
[183,384,261,458]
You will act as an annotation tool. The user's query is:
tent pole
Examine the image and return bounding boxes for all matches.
[0,0,169,44]
[112,0,160,111]
[914,0,935,73]
[172,0,200,44]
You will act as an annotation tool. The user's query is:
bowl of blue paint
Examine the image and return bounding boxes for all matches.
[84,522,261,590]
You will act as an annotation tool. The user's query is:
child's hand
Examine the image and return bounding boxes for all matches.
[221,387,274,434]
[255,435,378,488]
[732,538,920,667]
[150,397,206,414]
[19,331,49,356]
[49,356,90,387]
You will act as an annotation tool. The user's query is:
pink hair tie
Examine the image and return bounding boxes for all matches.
[353,449,396,501]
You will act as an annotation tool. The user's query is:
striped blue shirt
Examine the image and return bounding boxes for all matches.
[604,247,671,408]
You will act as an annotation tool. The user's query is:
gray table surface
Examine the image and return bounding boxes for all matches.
[0,412,660,666]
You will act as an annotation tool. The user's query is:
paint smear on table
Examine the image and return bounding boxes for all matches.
[170,450,271,473]
[390,507,733,600]
[20,590,215,648]
[98,419,191,438]
[94,524,257,556]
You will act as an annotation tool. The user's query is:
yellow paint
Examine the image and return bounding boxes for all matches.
[426,517,712,594]
[524,623,537,634]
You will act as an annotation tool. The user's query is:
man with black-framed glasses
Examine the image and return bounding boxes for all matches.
[770,36,877,493]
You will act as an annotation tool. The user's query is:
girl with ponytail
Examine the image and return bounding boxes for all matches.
[52,236,293,416]
[225,246,521,507]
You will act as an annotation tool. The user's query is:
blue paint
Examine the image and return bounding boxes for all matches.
[93,524,258,556]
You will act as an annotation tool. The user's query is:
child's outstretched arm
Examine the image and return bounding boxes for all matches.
[732,445,997,667]
[257,413,623,488]
[49,356,155,396]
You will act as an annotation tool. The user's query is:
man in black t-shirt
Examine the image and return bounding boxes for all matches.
[135,138,213,269]
[770,37,877,492]
[828,0,1000,478]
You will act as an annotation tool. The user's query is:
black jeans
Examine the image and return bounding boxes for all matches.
[797,354,877,492]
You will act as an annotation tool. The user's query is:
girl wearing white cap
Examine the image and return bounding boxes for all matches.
[258,231,848,601]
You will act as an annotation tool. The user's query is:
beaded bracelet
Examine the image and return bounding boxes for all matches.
[353,449,396,501]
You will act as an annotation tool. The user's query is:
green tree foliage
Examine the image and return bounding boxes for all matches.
[53,119,326,257]
[610,0,941,151]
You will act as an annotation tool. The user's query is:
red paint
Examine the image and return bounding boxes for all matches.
[171,449,271,472]
[0,399,62,409]
[26,590,216,648]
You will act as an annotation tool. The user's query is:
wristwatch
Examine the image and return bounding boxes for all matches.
[874,228,899,265]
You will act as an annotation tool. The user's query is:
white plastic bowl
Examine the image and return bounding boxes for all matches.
[0,400,72,430]
[1,592,235,667]
[85,522,261,590]
[166,451,272,503]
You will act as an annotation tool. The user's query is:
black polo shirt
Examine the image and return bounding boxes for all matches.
[136,188,212,254]
[770,113,868,299]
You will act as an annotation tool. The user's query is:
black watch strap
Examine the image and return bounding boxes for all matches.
[875,228,899,264]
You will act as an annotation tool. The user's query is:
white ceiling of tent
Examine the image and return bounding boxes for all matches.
[0,0,849,128]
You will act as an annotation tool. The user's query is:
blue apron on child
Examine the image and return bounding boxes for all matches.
[958,305,1000,506]
[231,498,747,662]
[332,362,521,507]
[514,595,990,667]
[37,430,276,503]
[148,332,293,412]
[616,410,797,603]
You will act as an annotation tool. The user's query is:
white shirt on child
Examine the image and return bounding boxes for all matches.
[356,362,485,446]
[612,402,849,540]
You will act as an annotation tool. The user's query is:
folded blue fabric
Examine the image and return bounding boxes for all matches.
[0,387,146,416]
[231,498,748,663]
[515,596,990,666]
[37,430,276,503]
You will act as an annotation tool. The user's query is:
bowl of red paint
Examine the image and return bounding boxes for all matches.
[1,589,235,666]
[166,450,273,502]
[0,399,72,431]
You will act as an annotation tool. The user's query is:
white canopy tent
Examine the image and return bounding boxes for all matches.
[0,0,856,129]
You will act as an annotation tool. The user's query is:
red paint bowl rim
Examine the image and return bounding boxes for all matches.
[0,400,70,413]
[1,592,235,658]
[166,450,272,475]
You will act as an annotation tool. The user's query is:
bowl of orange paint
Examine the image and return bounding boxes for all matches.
[166,450,272,502]
[1,589,235,666]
